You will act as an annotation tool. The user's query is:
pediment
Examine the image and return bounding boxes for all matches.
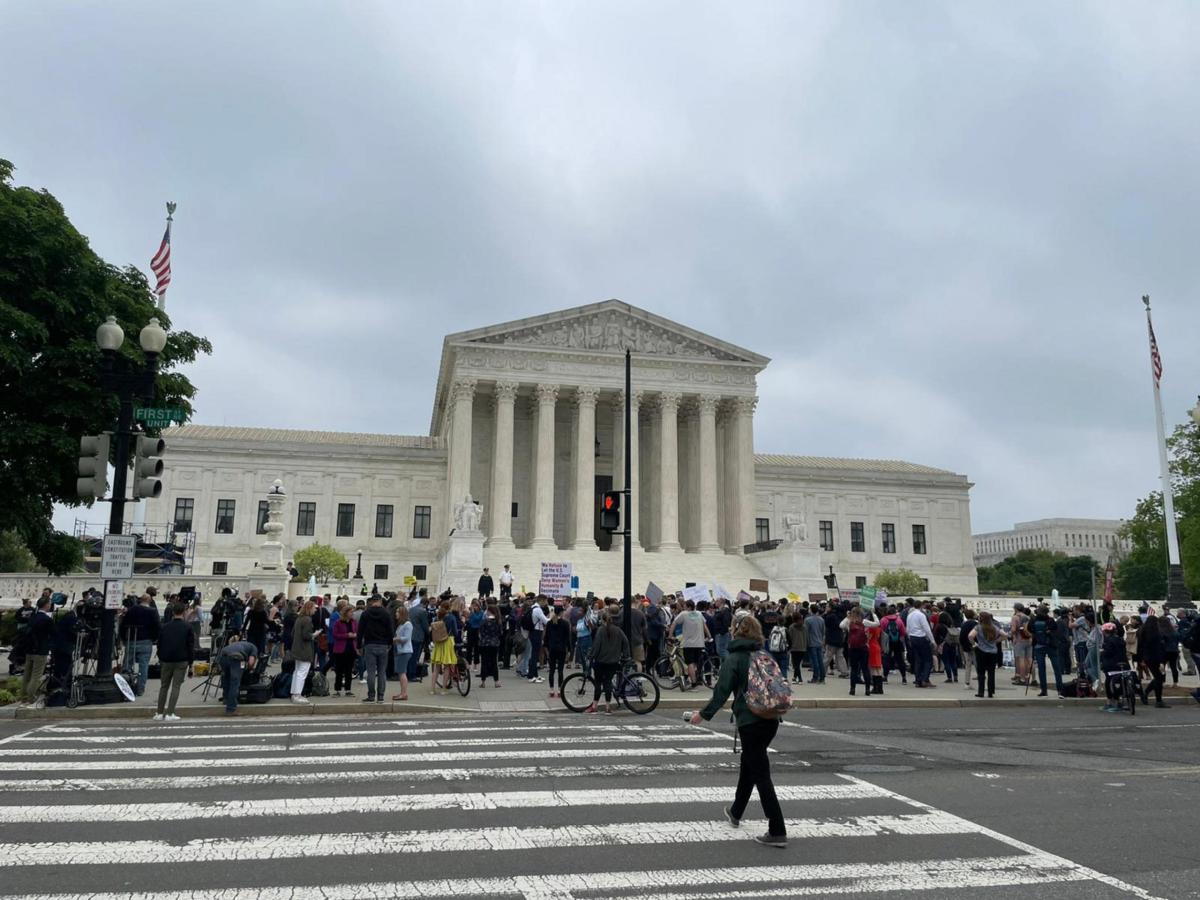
[447,300,767,365]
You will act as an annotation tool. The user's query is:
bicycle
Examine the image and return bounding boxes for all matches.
[560,660,659,714]
[436,655,472,697]
[654,640,715,692]
[1107,669,1139,716]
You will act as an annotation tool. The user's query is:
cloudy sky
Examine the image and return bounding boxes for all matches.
[7,2,1199,534]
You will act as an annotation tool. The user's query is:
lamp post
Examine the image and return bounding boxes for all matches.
[354,549,363,580]
[93,315,166,674]
[1191,396,1200,428]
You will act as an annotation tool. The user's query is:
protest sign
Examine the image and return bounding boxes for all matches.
[858,585,877,611]
[682,584,710,606]
[712,584,733,602]
[748,579,769,593]
[645,582,664,604]
[538,562,573,596]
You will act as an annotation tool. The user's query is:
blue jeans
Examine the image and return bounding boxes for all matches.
[941,644,958,681]
[517,637,532,676]
[807,646,825,681]
[219,656,243,713]
[715,633,730,660]
[362,644,388,700]
[771,650,789,679]
[527,630,543,679]
[132,640,153,695]
[1034,645,1063,694]
[910,639,933,685]
[575,637,592,675]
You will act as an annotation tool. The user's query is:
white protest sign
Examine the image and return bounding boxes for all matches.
[682,584,710,606]
[645,582,664,604]
[712,584,733,602]
[538,562,573,597]
[101,534,137,580]
[104,580,124,610]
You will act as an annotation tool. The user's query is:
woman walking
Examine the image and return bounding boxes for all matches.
[544,604,570,699]
[429,602,459,695]
[967,610,1004,698]
[478,603,502,688]
[1137,611,1169,708]
[390,605,412,701]
[690,615,787,848]
[331,601,358,697]
[586,610,630,715]
[289,600,317,704]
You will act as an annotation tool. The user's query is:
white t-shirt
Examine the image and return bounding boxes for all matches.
[499,570,514,586]
[905,609,933,642]
[672,611,708,648]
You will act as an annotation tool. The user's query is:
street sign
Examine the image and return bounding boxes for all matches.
[104,580,125,610]
[101,534,137,580]
[134,406,185,427]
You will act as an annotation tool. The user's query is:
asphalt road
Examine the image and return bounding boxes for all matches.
[0,701,1196,899]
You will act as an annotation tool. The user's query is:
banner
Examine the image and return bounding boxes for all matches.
[858,585,877,611]
[539,562,573,597]
[749,579,769,593]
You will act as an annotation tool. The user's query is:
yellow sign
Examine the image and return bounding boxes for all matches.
[786,592,799,601]
[403,575,418,586]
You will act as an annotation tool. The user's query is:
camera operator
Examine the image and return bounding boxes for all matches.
[154,602,195,721]
[20,596,53,705]
[217,632,257,716]
[122,594,160,697]
[50,600,80,686]
[8,598,34,675]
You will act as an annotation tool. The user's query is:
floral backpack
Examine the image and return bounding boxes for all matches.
[743,650,792,719]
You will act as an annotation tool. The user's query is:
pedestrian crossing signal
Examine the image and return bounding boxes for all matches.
[600,490,621,532]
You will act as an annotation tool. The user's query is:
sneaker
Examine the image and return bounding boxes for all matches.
[376,699,385,704]
[535,677,545,683]
[291,697,310,704]
[724,806,740,828]
[165,714,181,722]
[754,833,788,848]
[151,713,164,721]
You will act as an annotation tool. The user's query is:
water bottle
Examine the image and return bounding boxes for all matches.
[681,711,694,723]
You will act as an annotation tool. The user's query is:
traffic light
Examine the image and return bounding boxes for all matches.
[131,434,165,499]
[600,490,621,532]
[76,434,110,499]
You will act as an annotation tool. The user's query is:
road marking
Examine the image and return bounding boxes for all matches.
[837,774,1169,900]
[0,723,53,747]
[0,744,732,773]
[13,856,1092,900]
[0,731,722,757]
[0,782,887,823]
[0,813,987,865]
[0,760,751,793]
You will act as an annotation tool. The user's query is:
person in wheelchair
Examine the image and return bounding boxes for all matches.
[1100,621,1132,712]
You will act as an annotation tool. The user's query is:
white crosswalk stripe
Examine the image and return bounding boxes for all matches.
[0,714,1168,900]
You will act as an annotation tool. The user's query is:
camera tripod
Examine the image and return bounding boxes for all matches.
[191,627,232,703]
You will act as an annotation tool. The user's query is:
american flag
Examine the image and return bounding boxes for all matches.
[1148,318,1163,386]
[150,224,171,298]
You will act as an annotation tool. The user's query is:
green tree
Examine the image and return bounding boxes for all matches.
[873,568,925,595]
[0,159,211,573]
[1051,555,1102,599]
[292,543,349,585]
[977,549,1060,595]
[0,528,38,572]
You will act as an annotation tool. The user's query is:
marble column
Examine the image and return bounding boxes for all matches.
[486,381,519,549]
[611,390,642,550]
[733,396,758,552]
[530,383,559,549]
[696,394,722,553]
[657,391,682,551]
[570,387,599,550]
[445,378,476,532]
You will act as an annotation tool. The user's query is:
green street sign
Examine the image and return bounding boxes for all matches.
[134,407,185,427]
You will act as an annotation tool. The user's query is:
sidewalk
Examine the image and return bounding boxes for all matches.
[9,659,1199,719]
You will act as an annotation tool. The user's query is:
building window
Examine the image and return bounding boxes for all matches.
[375,504,394,538]
[755,518,770,543]
[373,564,389,581]
[819,520,834,551]
[920,578,929,591]
[511,502,519,518]
[212,561,228,576]
[297,502,316,536]
[850,521,865,553]
[336,503,355,537]
[413,505,431,539]
[173,497,194,533]
[412,564,427,580]
[215,499,236,534]
[882,523,896,554]
[256,500,269,535]
[855,576,867,589]
[912,524,927,555]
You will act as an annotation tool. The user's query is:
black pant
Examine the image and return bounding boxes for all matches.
[479,646,499,684]
[975,649,998,697]
[789,651,805,682]
[848,646,869,693]
[884,643,907,681]
[527,630,543,679]
[1165,651,1179,685]
[466,629,480,666]
[1147,661,1165,703]
[732,717,786,837]
[592,662,619,704]
[333,650,355,692]
[547,650,566,689]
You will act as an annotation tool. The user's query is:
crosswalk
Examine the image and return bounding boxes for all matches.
[0,713,1166,899]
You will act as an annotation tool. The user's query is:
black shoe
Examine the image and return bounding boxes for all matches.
[975,692,984,698]
[1156,701,1170,708]
[1038,691,1047,697]
[754,833,788,848]
[362,697,375,703]
[724,805,740,828]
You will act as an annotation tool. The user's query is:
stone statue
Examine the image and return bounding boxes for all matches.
[782,513,807,545]
[454,494,483,532]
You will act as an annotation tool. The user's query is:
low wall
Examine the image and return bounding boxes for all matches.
[0,573,289,609]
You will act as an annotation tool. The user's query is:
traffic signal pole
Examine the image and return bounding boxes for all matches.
[623,348,632,641]
[97,392,134,675]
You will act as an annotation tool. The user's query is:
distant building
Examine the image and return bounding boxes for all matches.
[972,518,1129,568]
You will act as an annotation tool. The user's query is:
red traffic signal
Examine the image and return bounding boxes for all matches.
[600,490,621,532]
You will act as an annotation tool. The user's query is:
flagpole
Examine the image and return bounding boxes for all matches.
[158,201,176,311]
[1143,295,1190,608]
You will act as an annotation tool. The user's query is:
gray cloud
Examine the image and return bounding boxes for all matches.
[6,1,1198,534]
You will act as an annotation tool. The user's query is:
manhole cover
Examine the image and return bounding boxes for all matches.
[842,764,915,774]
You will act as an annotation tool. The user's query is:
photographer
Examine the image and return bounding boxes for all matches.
[8,598,34,675]
[217,633,257,716]
[20,596,53,705]
[154,603,195,721]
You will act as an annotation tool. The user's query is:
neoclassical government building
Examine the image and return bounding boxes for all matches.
[146,301,979,596]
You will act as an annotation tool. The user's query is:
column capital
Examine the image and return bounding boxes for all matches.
[697,393,721,415]
[450,378,478,403]
[613,389,645,409]
[574,386,600,408]
[493,380,520,404]
[733,395,758,416]
[658,391,682,413]
[534,383,559,405]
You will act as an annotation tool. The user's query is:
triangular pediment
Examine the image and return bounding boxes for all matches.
[445,299,768,365]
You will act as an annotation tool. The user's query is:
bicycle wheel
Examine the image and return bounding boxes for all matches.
[455,660,471,697]
[1124,674,1136,716]
[698,655,717,688]
[560,672,594,712]
[653,655,677,688]
[620,672,660,715]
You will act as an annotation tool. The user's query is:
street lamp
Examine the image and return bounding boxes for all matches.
[1190,396,1200,427]
[354,549,363,580]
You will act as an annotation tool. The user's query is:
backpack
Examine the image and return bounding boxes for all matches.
[768,626,788,653]
[885,618,901,644]
[520,606,535,632]
[308,670,329,697]
[744,651,792,719]
[430,620,449,644]
[271,671,292,699]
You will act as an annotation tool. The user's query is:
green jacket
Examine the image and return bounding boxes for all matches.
[700,637,761,728]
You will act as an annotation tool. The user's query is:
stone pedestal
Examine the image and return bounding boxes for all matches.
[258,479,288,575]
[437,530,485,596]
[748,541,827,597]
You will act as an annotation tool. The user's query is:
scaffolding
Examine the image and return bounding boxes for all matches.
[74,519,196,575]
